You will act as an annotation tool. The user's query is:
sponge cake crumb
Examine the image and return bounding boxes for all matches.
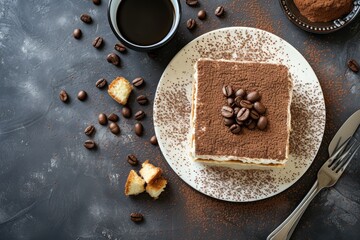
[139,160,162,184]
[146,177,167,199]
[125,170,145,196]
[108,76,133,105]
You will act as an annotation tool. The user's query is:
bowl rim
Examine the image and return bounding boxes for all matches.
[278,0,360,34]
[107,0,181,51]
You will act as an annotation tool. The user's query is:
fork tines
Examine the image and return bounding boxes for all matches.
[328,136,360,173]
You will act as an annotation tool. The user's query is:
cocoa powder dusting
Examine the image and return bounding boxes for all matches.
[194,60,291,161]
[155,84,191,144]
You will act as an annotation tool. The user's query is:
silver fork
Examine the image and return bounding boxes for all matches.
[267,136,360,240]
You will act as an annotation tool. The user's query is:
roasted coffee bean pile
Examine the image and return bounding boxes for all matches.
[221,85,268,134]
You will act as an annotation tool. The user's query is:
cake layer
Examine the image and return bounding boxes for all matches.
[190,59,293,166]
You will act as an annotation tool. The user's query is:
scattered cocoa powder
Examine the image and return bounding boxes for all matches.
[231,0,276,33]
[302,38,352,139]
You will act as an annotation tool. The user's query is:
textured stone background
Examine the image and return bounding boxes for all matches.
[0,0,359,239]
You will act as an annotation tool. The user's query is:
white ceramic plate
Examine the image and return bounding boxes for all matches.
[153,27,326,202]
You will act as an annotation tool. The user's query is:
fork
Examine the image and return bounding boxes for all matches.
[267,136,360,240]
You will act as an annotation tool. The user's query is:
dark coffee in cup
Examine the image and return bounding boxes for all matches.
[108,0,181,51]
[116,0,174,46]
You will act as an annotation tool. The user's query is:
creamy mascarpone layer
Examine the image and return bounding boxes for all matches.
[194,155,288,165]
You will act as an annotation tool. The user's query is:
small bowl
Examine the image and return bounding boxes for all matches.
[279,0,360,34]
[108,0,181,51]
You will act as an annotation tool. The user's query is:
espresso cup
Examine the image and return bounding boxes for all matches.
[108,0,181,51]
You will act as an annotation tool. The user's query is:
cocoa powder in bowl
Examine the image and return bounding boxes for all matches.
[294,0,353,22]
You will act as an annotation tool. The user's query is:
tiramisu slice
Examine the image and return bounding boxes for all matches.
[190,59,293,169]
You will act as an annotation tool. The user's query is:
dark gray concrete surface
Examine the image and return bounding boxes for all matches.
[0,0,359,239]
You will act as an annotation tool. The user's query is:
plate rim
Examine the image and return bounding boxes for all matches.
[153,26,326,202]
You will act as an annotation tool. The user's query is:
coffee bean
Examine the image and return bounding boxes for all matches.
[236,118,245,125]
[127,154,138,166]
[150,135,158,145]
[73,28,82,39]
[136,95,148,105]
[215,6,225,17]
[244,118,253,126]
[186,0,198,6]
[134,123,144,136]
[250,110,260,120]
[348,59,359,73]
[98,113,107,125]
[122,107,132,118]
[95,78,107,88]
[84,125,95,136]
[92,36,103,48]
[130,213,143,222]
[247,121,256,130]
[221,106,234,118]
[93,0,101,5]
[224,118,235,126]
[187,19,196,30]
[240,100,253,109]
[222,85,233,97]
[257,116,268,130]
[234,107,240,115]
[227,98,235,107]
[132,77,144,87]
[254,101,266,114]
[234,96,242,107]
[246,91,260,102]
[235,89,246,98]
[84,140,96,149]
[229,124,241,134]
[108,113,119,122]
[134,110,145,120]
[114,43,126,53]
[59,90,69,102]
[107,53,120,66]
[80,14,92,24]
[77,90,87,101]
[198,10,206,20]
[237,108,250,121]
[109,122,120,134]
